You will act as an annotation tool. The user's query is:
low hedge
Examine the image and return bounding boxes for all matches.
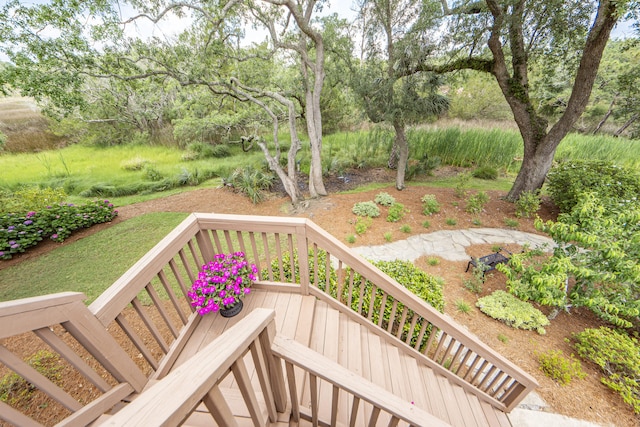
[0,200,118,260]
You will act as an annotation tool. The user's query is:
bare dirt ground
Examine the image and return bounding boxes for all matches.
[2,167,637,427]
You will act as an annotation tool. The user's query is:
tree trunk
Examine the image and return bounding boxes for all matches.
[507,134,557,199]
[387,141,399,169]
[393,121,408,190]
[614,113,639,137]
[256,140,303,205]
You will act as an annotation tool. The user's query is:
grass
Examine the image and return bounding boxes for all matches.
[0,212,187,303]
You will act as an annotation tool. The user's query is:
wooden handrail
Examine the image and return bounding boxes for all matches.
[272,335,452,427]
[99,308,282,427]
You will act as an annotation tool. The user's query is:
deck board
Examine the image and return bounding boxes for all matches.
[161,289,513,427]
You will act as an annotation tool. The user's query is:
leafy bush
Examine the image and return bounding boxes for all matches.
[546,160,640,213]
[386,202,407,222]
[574,327,640,413]
[374,192,395,206]
[352,201,380,218]
[454,173,471,198]
[537,350,586,385]
[472,166,498,180]
[355,216,373,235]
[515,190,541,218]
[476,290,550,334]
[144,164,165,182]
[223,166,274,204]
[0,200,118,259]
[465,191,489,214]
[0,187,67,214]
[421,194,440,215]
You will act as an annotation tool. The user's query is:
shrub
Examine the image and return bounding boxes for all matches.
[546,160,640,213]
[422,220,431,228]
[387,202,407,222]
[472,166,498,180]
[144,164,164,182]
[400,224,411,233]
[454,173,471,198]
[476,290,550,334]
[384,232,393,242]
[465,191,490,214]
[574,327,640,413]
[0,187,67,214]
[120,156,149,171]
[538,350,586,386]
[515,190,541,218]
[355,216,372,235]
[445,218,457,226]
[374,192,395,206]
[352,201,380,218]
[0,199,118,259]
[346,234,356,244]
[503,218,519,228]
[223,166,274,204]
[421,194,440,215]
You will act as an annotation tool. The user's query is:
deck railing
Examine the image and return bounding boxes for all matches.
[101,308,450,427]
[88,213,536,411]
[0,212,537,426]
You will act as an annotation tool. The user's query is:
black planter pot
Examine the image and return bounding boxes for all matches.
[220,300,243,318]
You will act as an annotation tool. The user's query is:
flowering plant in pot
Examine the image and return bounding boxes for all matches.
[188,252,258,316]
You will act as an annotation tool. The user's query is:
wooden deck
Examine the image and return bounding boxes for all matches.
[1,214,535,426]
[163,289,511,427]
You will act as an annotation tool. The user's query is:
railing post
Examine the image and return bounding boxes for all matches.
[294,223,310,295]
[260,319,288,412]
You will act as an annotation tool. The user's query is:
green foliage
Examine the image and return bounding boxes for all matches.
[352,201,380,218]
[509,192,640,329]
[472,166,498,180]
[355,216,372,235]
[421,194,440,215]
[346,234,356,244]
[574,327,640,413]
[374,192,395,206]
[273,252,444,349]
[182,142,231,160]
[0,129,8,151]
[422,220,431,228]
[386,202,407,222]
[0,212,187,303]
[454,173,471,198]
[503,218,519,228]
[465,191,489,214]
[445,218,457,226]
[427,257,440,266]
[546,160,640,213]
[0,350,62,407]
[455,299,471,314]
[537,350,586,386]
[0,187,67,214]
[384,232,393,242]
[497,334,509,343]
[120,157,149,171]
[476,290,550,334]
[515,190,541,218]
[0,199,118,259]
[144,164,164,182]
[223,166,274,204]
[400,224,411,233]
[463,264,485,294]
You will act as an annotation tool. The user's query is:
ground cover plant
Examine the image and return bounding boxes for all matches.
[476,290,550,334]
